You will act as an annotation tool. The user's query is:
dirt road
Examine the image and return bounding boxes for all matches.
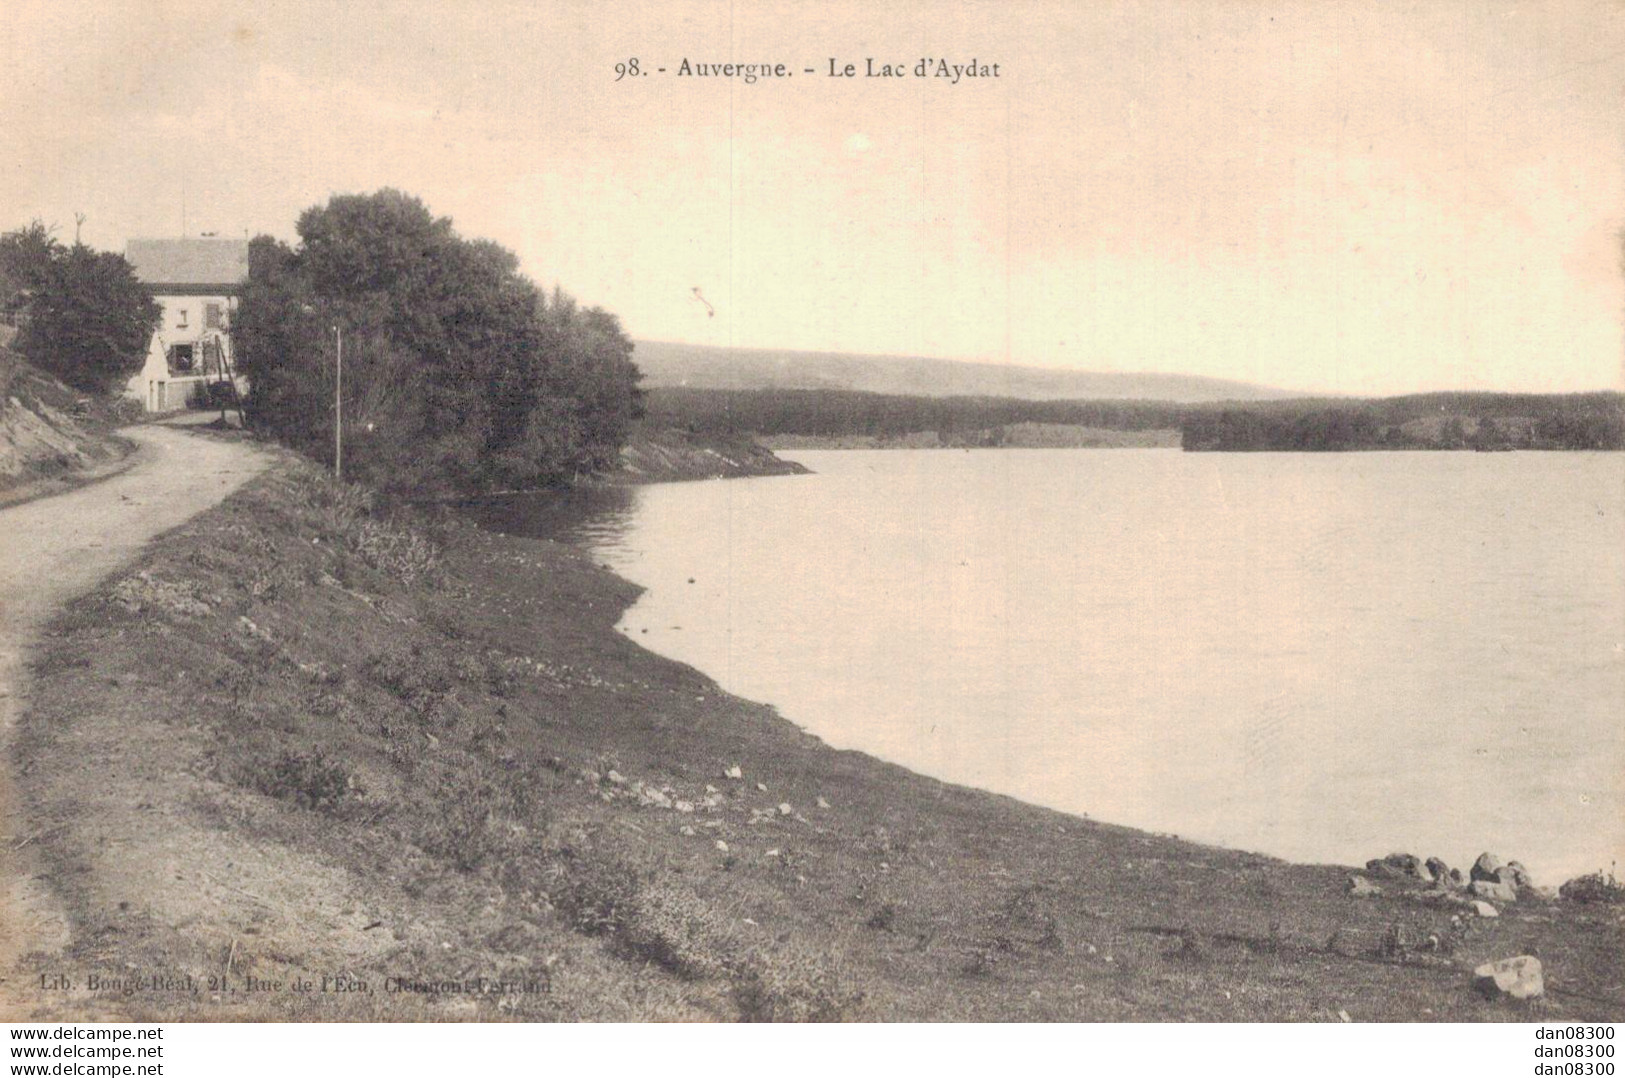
[0,425,268,1000]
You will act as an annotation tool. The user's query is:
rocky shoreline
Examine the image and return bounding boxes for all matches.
[1344,851,1620,1002]
[6,447,1621,1021]
[612,426,809,483]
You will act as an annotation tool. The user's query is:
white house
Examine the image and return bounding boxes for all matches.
[124,238,249,412]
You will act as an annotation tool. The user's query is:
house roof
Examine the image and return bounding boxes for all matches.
[126,238,249,291]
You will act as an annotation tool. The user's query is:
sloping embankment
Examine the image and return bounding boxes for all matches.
[0,349,131,505]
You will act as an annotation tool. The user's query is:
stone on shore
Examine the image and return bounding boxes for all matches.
[1471,853,1504,883]
[1472,956,1543,1000]
[1365,853,1434,882]
[1470,900,1499,918]
[1366,854,1418,880]
[1417,886,1473,909]
[1425,858,1461,888]
[1347,875,1383,897]
[1471,878,1518,903]
[1497,861,1534,891]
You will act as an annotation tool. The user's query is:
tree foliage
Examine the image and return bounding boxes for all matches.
[648,384,1624,453]
[0,220,59,306]
[646,387,1186,439]
[1,222,160,394]
[1181,395,1625,451]
[235,190,643,493]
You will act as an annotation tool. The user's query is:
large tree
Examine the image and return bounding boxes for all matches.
[4,225,160,395]
[236,190,643,493]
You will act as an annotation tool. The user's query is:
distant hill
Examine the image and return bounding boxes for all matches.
[632,340,1294,403]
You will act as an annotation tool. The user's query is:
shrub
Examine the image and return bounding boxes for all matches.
[190,381,238,411]
[732,944,865,1022]
[401,767,543,874]
[293,475,441,584]
[1560,868,1625,905]
[255,750,358,812]
[552,849,742,981]
[554,851,639,938]
[365,642,452,709]
[351,517,440,585]
[618,879,739,980]
[418,794,499,872]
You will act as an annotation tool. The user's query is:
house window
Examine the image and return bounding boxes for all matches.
[176,308,189,329]
[205,302,223,330]
[168,343,195,373]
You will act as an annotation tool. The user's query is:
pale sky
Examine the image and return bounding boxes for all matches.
[3,0,1621,395]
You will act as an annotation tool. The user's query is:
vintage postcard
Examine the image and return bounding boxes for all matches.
[0,0,1620,1038]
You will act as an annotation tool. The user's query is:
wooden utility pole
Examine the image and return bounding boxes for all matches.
[334,324,343,481]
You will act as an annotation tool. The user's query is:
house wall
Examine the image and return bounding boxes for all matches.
[125,293,240,412]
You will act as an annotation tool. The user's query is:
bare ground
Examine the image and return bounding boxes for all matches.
[0,425,269,1015]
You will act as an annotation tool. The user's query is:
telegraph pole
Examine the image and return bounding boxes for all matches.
[334,324,343,481]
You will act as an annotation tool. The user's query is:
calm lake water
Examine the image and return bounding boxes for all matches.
[478,449,1625,884]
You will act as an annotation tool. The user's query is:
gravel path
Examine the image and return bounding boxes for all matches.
[0,425,269,1005]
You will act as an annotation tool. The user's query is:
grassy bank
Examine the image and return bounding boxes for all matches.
[11,448,1622,1021]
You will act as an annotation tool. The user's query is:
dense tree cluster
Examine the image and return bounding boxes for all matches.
[648,384,1624,452]
[1180,408,1382,451]
[1182,394,1625,451]
[236,190,643,494]
[0,220,160,395]
[646,387,1185,439]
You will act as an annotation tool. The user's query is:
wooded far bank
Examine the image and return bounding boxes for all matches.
[646,386,1625,452]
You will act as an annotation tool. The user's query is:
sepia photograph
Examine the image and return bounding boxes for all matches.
[0,0,1621,1047]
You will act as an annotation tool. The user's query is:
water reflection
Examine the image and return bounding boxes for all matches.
[457,485,640,548]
